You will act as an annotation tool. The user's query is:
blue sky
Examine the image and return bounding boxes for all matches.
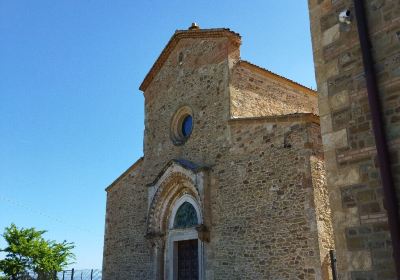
[0,1,316,269]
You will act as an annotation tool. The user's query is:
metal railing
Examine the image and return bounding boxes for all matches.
[1,269,103,280]
[58,269,101,280]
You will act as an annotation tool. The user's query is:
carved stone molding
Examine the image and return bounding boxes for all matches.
[195,224,210,242]
[145,232,165,248]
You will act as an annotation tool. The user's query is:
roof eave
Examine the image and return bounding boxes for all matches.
[105,157,144,192]
[238,60,317,96]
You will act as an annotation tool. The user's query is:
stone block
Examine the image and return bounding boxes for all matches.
[326,59,339,77]
[347,236,366,250]
[345,206,361,227]
[359,202,381,216]
[332,108,351,130]
[376,268,397,280]
[341,186,357,208]
[319,97,330,115]
[347,251,372,270]
[322,128,348,150]
[368,239,386,250]
[350,270,377,280]
[320,12,338,32]
[329,90,350,111]
[371,249,396,273]
[327,166,360,187]
[322,24,340,46]
[356,190,376,203]
[320,114,333,134]
[328,73,354,96]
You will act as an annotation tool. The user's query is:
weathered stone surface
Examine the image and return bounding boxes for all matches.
[330,90,350,112]
[230,61,318,118]
[308,0,400,278]
[322,24,340,46]
[103,27,333,279]
[311,156,335,280]
[322,128,348,150]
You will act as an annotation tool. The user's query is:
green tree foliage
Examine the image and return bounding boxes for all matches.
[0,224,74,279]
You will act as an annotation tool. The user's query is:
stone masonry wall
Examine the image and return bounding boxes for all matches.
[142,36,234,186]
[308,0,400,279]
[103,161,153,279]
[311,155,334,280]
[230,63,319,118]
[104,30,333,279]
[103,36,237,280]
[207,119,331,280]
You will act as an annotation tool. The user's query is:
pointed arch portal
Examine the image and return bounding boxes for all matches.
[145,160,210,280]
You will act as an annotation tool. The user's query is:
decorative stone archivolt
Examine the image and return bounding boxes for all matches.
[145,160,209,280]
[145,160,209,239]
[146,173,201,237]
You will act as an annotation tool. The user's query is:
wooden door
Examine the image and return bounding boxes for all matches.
[177,239,198,280]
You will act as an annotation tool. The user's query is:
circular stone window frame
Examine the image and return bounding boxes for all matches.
[170,106,194,145]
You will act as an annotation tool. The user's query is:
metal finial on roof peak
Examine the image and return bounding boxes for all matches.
[188,22,200,30]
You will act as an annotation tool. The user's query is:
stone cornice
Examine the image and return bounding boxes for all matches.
[228,113,320,125]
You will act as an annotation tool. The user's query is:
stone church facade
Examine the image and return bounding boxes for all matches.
[102,25,335,280]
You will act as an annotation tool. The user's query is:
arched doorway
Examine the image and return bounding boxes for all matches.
[165,195,203,280]
[145,160,209,280]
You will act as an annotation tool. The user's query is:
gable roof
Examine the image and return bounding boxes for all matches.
[105,157,144,192]
[238,60,317,96]
[139,27,241,92]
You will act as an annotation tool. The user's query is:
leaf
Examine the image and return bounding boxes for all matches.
[0,224,75,278]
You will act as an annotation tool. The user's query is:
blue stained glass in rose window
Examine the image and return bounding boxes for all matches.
[182,115,193,137]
